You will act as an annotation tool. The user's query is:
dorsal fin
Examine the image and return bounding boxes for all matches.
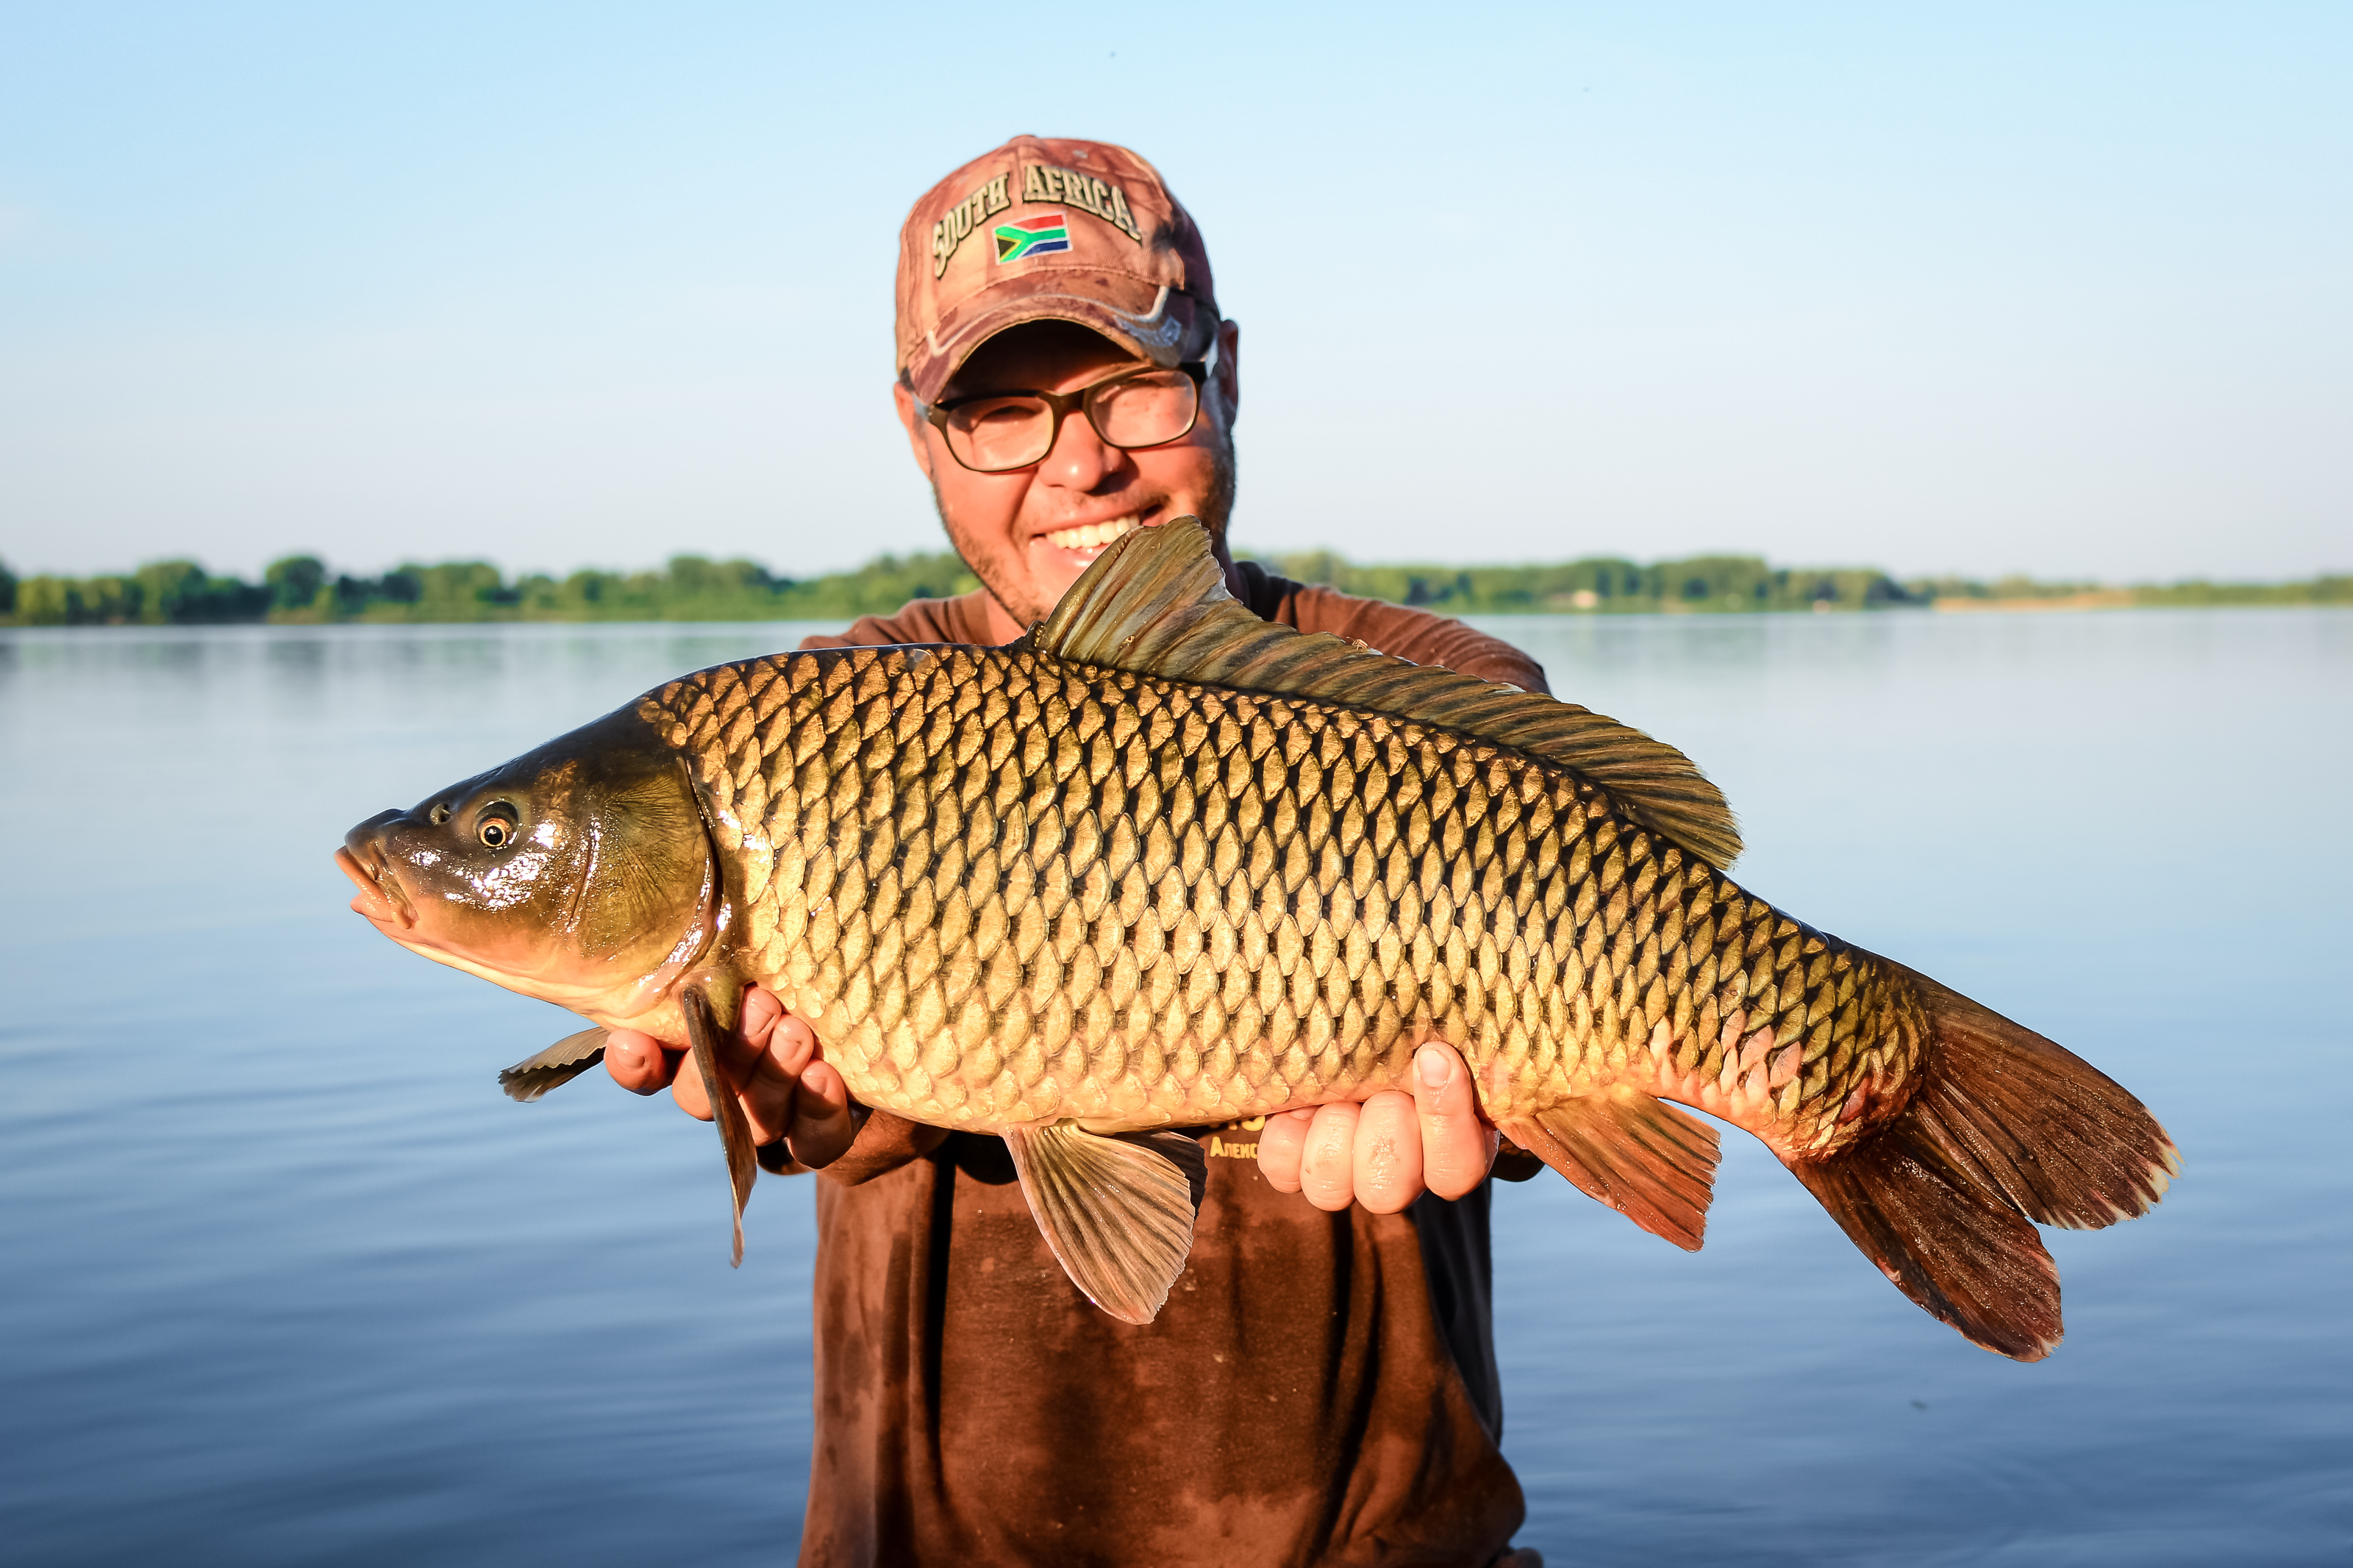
[1034,519,1742,870]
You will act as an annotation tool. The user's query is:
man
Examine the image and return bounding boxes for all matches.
[606,137,1549,1567]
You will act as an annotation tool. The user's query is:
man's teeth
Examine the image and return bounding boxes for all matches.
[1043,517,1140,551]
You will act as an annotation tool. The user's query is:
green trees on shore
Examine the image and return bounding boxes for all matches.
[1250,551,2352,612]
[1,559,272,626]
[1,547,2345,628]
[0,551,982,627]
[1252,550,1929,614]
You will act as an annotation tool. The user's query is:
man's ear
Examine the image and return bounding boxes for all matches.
[1210,319,1240,427]
[892,381,938,482]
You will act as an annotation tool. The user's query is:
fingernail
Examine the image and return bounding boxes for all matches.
[1416,1045,1449,1089]
[609,1045,638,1070]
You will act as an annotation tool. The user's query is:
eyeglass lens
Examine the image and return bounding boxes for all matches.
[944,370,1198,473]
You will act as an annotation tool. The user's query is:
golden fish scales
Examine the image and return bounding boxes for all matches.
[647,642,1924,1161]
[354,519,2171,1356]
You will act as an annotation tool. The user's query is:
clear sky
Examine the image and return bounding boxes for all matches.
[2,2,2345,583]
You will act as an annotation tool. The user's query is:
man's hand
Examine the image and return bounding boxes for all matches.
[1257,1042,1498,1212]
[604,984,860,1170]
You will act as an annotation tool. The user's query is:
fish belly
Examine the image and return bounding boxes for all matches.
[645,645,1924,1152]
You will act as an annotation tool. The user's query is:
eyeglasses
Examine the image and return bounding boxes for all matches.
[921,362,1208,474]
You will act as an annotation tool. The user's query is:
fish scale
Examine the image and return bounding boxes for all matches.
[640,642,1911,1156]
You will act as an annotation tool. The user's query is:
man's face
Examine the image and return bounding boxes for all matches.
[893,318,1241,642]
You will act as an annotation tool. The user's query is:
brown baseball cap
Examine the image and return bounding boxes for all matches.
[895,135,1219,404]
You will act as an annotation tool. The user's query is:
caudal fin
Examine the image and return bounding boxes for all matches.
[1789,967,2178,1361]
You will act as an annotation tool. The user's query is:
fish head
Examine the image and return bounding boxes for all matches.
[336,709,718,1022]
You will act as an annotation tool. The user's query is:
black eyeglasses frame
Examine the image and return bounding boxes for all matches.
[919,361,1210,474]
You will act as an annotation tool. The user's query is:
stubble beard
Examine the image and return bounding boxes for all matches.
[934,435,1240,629]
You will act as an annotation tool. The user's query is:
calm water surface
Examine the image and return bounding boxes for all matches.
[3,609,2347,1565]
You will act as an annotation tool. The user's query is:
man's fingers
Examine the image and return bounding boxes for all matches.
[1298,1103,1361,1212]
[1257,1109,1313,1192]
[737,984,785,1056]
[733,987,798,1144]
[665,984,818,1144]
[765,1009,818,1077]
[668,1048,715,1120]
[785,1059,858,1169]
[1351,1092,1424,1214]
[1413,1043,1498,1201]
[662,992,759,1126]
[604,1027,678,1096]
[747,1003,825,1148]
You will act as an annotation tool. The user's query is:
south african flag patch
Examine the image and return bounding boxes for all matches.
[994,212,1071,263]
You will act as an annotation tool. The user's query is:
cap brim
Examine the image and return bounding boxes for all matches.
[906,273,1208,402]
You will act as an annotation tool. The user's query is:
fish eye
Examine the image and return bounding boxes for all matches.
[476,803,521,849]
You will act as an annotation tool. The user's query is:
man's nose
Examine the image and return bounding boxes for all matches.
[1039,403,1122,490]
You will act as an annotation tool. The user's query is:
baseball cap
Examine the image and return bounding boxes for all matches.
[895,135,1219,404]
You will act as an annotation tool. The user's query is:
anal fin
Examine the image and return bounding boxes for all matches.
[498,1026,609,1102]
[681,984,758,1269]
[1501,1087,1721,1251]
[1001,1124,1209,1324]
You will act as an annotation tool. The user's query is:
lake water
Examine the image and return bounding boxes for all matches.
[3,609,2347,1565]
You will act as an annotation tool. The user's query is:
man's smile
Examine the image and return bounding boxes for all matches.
[1041,515,1140,553]
[1034,506,1168,567]
[1049,509,1157,564]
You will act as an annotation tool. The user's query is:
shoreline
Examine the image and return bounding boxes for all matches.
[1931,591,2139,613]
[6,598,2347,634]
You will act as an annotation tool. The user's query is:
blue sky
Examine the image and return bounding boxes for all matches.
[1,2,2345,582]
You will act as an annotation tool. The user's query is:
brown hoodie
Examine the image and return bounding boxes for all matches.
[788,567,1545,1567]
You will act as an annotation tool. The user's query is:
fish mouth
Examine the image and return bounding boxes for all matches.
[337,814,415,929]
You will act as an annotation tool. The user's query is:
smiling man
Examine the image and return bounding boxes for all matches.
[607,137,1549,1567]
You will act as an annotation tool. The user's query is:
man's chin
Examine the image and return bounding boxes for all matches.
[1020,549,1104,617]
[1025,515,1177,606]
[1029,544,1107,604]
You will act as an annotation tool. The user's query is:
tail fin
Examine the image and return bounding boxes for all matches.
[1789,967,2178,1361]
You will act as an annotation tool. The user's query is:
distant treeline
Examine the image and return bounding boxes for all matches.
[0,552,982,627]
[1,548,2346,628]
[1257,551,1927,613]
[1257,553,2353,613]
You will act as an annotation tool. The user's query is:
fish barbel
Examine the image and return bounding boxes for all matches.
[338,520,2174,1358]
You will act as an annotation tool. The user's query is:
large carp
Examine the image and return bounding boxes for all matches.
[338,520,2174,1358]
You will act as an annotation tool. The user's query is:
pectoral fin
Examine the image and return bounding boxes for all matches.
[680,984,759,1269]
[1501,1087,1721,1251]
[1001,1123,1209,1325]
[497,1027,610,1102]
